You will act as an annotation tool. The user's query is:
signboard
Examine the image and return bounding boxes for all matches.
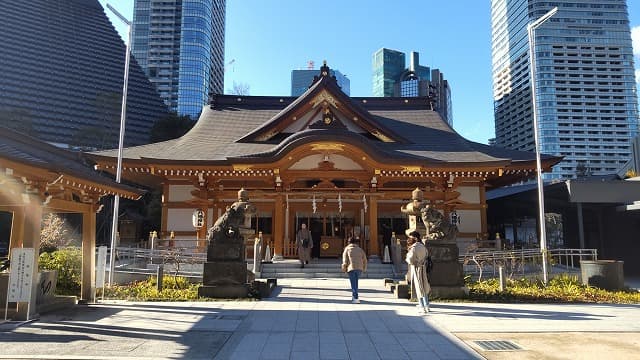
[96,246,108,289]
[7,248,35,302]
[192,209,205,228]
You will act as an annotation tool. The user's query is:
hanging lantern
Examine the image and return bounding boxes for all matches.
[338,193,343,213]
[450,210,461,225]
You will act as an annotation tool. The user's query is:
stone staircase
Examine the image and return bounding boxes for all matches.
[258,259,400,279]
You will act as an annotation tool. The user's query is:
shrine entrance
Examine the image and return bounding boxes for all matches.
[290,198,369,259]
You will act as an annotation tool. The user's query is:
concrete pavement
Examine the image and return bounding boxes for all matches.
[0,278,639,359]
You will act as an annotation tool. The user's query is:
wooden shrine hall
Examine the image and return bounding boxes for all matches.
[90,63,559,259]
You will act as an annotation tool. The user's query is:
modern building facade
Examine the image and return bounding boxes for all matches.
[491,0,639,179]
[131,0,226,118]
[372,48,453,126]
[291,68,350,96]
[0,0,169,150]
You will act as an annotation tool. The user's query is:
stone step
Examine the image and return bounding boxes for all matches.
[259,262,397,279]
[258,272,392,279]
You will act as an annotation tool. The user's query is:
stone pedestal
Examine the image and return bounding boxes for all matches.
[198,284,249,298]
[427,242,466,298]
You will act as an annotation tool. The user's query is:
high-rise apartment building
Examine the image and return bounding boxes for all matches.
[132,0,226,118]
[291,68,350,96]
[491,0,639,179]
[372,48,452,126]
[0,0,169,150]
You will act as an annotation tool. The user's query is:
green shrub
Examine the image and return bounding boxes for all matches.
[103,276,200,301]
[39,247,82,296]
[466,274,640,304]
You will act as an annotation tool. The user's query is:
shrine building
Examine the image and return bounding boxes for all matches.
[90,63,559,259]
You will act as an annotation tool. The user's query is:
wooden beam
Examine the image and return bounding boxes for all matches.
[45,198,94,213]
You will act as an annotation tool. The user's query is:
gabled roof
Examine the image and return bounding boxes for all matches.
[239,62,405,144]
[90,64,560,172]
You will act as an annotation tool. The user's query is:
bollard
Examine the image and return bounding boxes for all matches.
[498,265,505,292]
[157,265,164,291]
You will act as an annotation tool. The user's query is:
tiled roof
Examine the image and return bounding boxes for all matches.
[93,99,550,166]
[0,126,143,196]
[91,66,558,168]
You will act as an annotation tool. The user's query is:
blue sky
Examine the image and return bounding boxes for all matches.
[102,0,640,145]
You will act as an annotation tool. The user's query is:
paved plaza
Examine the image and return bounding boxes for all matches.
[1,278,639,359]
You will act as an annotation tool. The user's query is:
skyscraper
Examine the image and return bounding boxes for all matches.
[491,0,639,179]
[0,0,169,150]
[372,48,452,125]
[131,0,226,118]
[291,66,350,96]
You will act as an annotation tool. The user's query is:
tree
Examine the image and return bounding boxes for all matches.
[40,214,80,253]
[575,161,592,178]
[227,81,250,95]
[149,112,195,142]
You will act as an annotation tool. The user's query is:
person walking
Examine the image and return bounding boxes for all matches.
[406,231,430,314]
[296,223,312,268]
[341,237,367,303]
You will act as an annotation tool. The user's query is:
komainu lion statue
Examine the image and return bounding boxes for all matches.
[421,205,458,242]
[207,194,256,244]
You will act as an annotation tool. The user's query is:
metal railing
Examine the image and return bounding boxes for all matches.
[459,248,598,280]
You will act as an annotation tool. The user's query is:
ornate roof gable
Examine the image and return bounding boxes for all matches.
[238,62,404,144]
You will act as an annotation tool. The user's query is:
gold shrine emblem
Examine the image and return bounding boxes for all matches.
[371,130,393,143]
[232,164,253,171]
[310,143,344,152]
[321,242,330,250]
[311,90,340,109]
[401,166,422,173]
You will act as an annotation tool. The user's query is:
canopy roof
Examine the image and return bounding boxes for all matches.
[0,126,143,200]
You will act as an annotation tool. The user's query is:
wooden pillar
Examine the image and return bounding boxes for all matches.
[81,208,96,302]
[16,196,42,320]
[273,195,284,259]
[368,196,379,258]
[479,182,488,237]
[9,208,25,250]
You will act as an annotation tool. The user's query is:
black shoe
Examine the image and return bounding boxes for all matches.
[301,264,305,268]
[306,261,309,264]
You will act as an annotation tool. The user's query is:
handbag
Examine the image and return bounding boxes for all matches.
[426,256,433,274]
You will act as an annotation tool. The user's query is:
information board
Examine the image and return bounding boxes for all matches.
[7,248,35,303]
[96,246,108,289]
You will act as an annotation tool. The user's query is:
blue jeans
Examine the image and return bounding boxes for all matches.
[419,296,429,307]
[348,270,362,299]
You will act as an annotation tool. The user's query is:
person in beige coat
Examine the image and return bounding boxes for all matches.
[341,237,367,303]
[406,231,431,314]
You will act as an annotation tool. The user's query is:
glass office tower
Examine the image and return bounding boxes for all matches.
[372,48,406,97]
[291,69,350,96]
[132,0,226,118]
[491,0,639,179]
[372,48,453,126]
[0,0,169,150]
